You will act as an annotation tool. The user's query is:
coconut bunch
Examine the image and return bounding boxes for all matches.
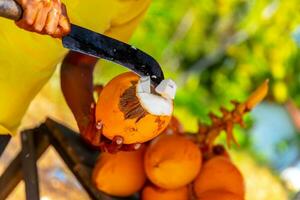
[92,120,244,200]
[91,72,268,200]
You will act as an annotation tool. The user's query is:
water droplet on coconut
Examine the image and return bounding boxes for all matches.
[115,136,123,145]
[96,121,103,130]
[90,103,95,109]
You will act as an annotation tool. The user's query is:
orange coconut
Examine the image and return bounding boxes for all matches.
[197,190,244,200]
[96,72,174,144]
[144,134,202,189]
[142,185,189,200]
[193,156,245,198]
[92,148,146,197]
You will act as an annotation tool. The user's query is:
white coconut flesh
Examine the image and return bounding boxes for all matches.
[136,76,177,116]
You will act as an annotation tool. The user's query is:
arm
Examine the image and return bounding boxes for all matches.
[15,0,70,37]
[60,51,98,134]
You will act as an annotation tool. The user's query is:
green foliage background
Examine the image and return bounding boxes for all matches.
[132,0,300,121]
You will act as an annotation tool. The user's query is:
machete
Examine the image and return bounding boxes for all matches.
[0,0,164,86]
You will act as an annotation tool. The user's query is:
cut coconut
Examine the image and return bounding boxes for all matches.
[155,79,177,100]
[136,77,176,116]
[137,76,151,93]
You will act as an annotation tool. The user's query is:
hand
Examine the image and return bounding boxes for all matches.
[16,0,70,38]
[79,102,102,148]
[80,102,143,153]
[79,85,143,153]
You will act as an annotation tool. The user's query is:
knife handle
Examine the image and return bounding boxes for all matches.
[0,0,22,20]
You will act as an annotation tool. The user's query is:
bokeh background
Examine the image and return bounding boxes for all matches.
[1,0,300,199]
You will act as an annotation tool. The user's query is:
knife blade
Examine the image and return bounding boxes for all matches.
[63,24,164,85]
[0,0,164,85]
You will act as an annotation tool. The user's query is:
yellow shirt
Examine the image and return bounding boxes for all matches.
[0,0,151,135]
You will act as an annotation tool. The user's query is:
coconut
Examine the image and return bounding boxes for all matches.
[96,72,176,144]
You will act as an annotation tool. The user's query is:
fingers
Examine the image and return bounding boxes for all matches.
[23,2,39,25]
[119,143,143,151]
[15,2,38,30]
[101,136,124,153]
[15,0,70,38]
[34,2,52,32]
[45,7,60,35]
[58,4,71,35]
[52,26,63,38]
[101,135,143,153]
[47,4,70,38]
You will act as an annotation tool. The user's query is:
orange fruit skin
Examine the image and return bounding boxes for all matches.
[197,190,244,200]
[92,149,146,197]
[144,135,202,189]
[142,185,189,200]
[193,156,245,198]
[96,72,171,144]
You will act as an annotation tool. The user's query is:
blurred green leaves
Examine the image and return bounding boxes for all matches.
[130,0,300,126]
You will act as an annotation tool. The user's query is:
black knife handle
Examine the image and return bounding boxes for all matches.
[0,0,22,20]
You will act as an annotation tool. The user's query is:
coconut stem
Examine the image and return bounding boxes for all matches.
[197,80,269,154]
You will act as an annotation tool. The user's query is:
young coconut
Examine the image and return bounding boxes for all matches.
[96,72,176,144]
[193,156,245,198]
[142,185,189,200]
[144,134,202,189]
[92,148,146,197]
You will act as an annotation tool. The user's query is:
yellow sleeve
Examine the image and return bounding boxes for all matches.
[0,125,13,135]
[104,0,152,43]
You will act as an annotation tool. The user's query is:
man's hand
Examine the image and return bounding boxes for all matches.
[16,0,70,38]
[79,90,142,154]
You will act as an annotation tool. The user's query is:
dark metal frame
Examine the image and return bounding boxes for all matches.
[0,118,137,200]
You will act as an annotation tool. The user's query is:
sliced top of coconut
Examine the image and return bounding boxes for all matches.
[155,79,177,100]
[136,76,177,116]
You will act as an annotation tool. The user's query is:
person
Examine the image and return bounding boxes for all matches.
[0,0,152,156]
